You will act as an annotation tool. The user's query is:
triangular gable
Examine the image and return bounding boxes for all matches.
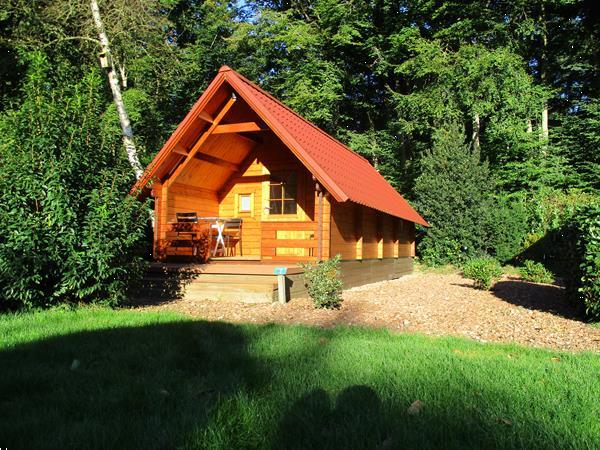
[132,66,428,227]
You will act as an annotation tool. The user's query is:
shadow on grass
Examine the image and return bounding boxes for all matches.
[1,318,592,449]
[0,320,265,449]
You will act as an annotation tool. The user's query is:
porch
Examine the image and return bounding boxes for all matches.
[138,260,307,304]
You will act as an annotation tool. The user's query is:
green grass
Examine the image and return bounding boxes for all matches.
[414,260,459,275]
[1,308,599,449]
[502,264,521,277]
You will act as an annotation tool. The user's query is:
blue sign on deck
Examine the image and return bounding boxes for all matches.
[274,267,288,275]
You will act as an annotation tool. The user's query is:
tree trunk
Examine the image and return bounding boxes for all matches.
[472,112,480,151]
[527,119,533,133]
[541,105,549,141]
[539,3,549,143]
[90,0,143,180]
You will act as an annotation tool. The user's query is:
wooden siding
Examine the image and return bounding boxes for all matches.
[330,199,415,260]
[150,119,414,263]
[329,201,357,259]
[339,258,413,288]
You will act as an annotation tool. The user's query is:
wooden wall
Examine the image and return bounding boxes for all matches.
[218,153,264,256]
[330,199,415,261]
[218,134,327,260]
[152,125,415,262]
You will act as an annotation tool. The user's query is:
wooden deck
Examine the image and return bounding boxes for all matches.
[137,258,413,304]
[149,261,304,276]
[137,260,306,304]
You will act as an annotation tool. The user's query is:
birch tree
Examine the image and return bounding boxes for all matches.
[90,0,143,180]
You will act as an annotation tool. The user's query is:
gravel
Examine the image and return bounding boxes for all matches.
[137,272,600,353]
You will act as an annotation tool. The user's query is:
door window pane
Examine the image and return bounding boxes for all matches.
[283,200,297,214]
[239,194,251,212]
[269,171,297,215]
[269,200,282,214]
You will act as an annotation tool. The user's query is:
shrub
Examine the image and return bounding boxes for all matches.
[569,203,600,319]
[518,260,554,284]
[0,53,148,309]
[487,197,529,263]
[462,257,503,290]
[301,255,343,309]
[413,123,495,266]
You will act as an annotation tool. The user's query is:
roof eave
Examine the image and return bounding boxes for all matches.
[129,72,229,197]
[224,72,349,203]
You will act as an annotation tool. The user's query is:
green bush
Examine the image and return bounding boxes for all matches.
[301,255,343,309]
[487,197,529,263]
[570,203,600,319]
[518,260,554,284]
[462,257,503,290]
[419,238,464,267]
[0,53,148,309]
[414,123,495,266]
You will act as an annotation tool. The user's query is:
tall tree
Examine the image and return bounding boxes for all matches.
[90,0,143,179]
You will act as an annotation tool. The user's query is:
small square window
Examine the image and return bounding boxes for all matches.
[239,194,252,213]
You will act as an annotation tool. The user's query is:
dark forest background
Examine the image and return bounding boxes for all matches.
[0,0,597,315]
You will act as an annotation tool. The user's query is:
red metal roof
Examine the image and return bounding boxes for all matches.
[132,66,428,226]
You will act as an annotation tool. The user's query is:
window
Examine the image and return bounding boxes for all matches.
[239,194,252,213]
[269,172,297,215]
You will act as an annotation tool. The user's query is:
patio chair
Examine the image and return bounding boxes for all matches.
[173,212,201,259]
[222,218,243,256]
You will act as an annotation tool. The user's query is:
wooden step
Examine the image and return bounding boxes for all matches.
[135,274,277,303]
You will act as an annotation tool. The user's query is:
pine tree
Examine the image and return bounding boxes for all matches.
[414,123,494,265]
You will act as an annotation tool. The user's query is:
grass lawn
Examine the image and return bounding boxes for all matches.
[1,308,599,449]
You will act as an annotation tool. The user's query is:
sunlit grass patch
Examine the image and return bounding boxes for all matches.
[1,307,598,449]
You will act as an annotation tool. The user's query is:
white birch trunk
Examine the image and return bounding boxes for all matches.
[472,112,480,151]
[541,104,549,141]
[539,5,549,144]
[90,0,143,180]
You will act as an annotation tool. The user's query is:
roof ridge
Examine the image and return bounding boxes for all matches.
[227,69,371,164]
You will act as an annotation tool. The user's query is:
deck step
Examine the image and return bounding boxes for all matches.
[135,272,278,303]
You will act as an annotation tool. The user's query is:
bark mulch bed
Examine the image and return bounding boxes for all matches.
[135,272,600,353]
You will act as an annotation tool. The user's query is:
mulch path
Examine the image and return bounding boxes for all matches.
[135,272,600,353]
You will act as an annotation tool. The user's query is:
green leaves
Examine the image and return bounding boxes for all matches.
[0,54,147,309]
[413,123,494,265]
[301,255,343,309]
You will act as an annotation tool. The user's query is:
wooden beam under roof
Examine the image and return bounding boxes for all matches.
[213,122,265,134]
[197,110,214,123]
[165,95,237,188]
[172,143,188,156]
[194,153,240,172]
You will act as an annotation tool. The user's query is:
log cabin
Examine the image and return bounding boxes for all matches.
[131,66,428,302]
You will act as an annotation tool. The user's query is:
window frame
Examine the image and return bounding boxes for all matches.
[238,193,252,213]
[268,171,298,216]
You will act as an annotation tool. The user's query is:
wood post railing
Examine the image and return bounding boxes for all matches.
[261,222,318,261]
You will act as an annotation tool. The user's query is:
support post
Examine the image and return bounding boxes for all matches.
[274,267,288,304]
[315,180,324,261]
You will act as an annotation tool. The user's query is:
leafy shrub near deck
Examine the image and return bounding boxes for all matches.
[462,257,503,290]
[518,260,554,284]
[569,203,600,319]
[0,54,148,310]
[301,255,343,309]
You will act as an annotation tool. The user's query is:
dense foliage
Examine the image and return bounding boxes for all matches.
[462,258,503,290]
[518,261,554,284]
[413,124,493,265]
[0,54,147,309]
[0,1,598,314]
[570,203,600,319]
[301,255,343,309]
